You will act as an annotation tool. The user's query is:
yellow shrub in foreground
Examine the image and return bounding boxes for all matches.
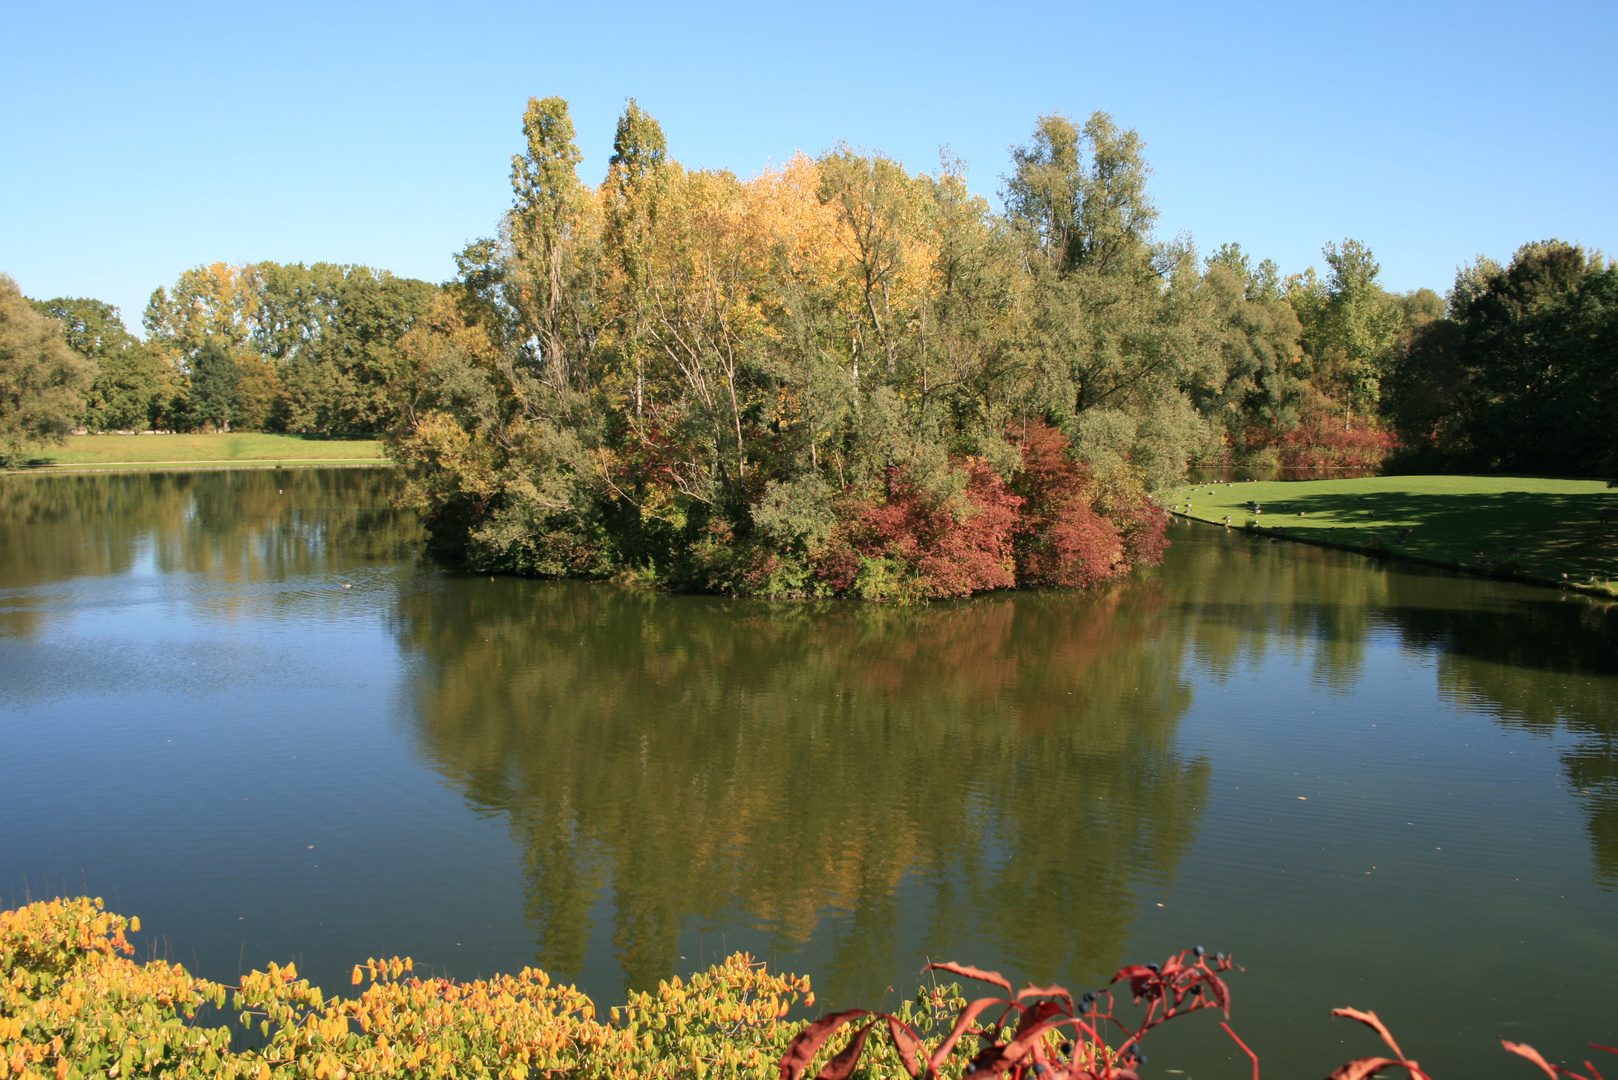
[1,897,965,1080]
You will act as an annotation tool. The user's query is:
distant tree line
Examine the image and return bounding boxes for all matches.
[4,262,438,450]
[3,97,1611,595]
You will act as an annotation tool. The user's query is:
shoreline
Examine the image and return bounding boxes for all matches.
[3,458,394,475]
[1174,511,1617,601]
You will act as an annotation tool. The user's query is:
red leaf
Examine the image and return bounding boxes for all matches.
[817,1021,876,1080]
[1205,972,1231,1016]
[779,1010,871,1080]
[996,1017,1080,1068]
[1327,1057,1406,1080]
[1109,965,1156,985]
[929,962,1015,996]
[887,1016,923,1079]
[1017,983,1074,1005]
[1332,1008,1407,1061]
[1502,1041,1563,1079]
[1012,1000,1065,1040]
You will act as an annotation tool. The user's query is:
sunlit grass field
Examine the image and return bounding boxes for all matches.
[20,433,388,469]
[1162,474,1618,589]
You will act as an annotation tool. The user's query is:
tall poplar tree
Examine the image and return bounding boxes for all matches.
[507,96,594,407]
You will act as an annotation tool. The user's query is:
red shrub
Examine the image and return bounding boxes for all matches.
[810,426,1169,599]
[1011,422,1165,587]
[1275,419,1397,469]
[818,460,1020,599]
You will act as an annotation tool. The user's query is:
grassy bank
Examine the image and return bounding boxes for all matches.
[12,432,388,471]
[1161,474,1618,592]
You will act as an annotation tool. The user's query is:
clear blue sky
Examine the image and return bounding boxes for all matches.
[4,0,1614,329]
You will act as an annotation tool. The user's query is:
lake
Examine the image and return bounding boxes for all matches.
[1,468,1613,1077]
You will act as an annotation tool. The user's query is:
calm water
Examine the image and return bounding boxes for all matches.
[2,469,1614,1076]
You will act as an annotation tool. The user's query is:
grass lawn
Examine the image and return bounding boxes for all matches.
[1161,474,1618,590]
[18,433,388,469]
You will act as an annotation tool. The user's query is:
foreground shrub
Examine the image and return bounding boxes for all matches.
[1,897,816,1080]
[776,958,1616,1080]
[14,897,1596,1079]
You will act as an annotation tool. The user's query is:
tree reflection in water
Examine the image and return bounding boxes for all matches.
[0,468,420,637]
[1166,527,1618,888]
[392,578,1210,1002]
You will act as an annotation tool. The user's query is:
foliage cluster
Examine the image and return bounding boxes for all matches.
[1384,240,1618,477]
[6,898,1609,1080]
[0,896,958,1080]
[388,100,1299,595]
[20,262,439,439]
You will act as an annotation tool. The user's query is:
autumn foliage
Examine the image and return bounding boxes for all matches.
[7,898,1607,1080]
[775,957,1616,1080]
[386,101,1181,600]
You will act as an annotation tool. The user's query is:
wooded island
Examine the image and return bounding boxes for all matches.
[3,98,1613,597]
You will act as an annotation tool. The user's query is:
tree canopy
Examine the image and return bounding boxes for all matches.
[1386,240,1617,476]
[0,275,92,465]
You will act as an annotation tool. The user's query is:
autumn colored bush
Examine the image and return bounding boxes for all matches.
[1273,418,1397,470]
[776,958,1617,1080]
[0,897,813,1080]
[4,898,1611,1080]
[800,427,1167,602]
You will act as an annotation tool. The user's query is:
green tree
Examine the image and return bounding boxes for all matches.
[1385,241,1618,475]
[601,98,673,428]
[1196,249,1306,441]
[506,95,596,406]
[187,336,240,432]
[1004,112,1220,487]
[0,275,92,465]
[1294,240,1402,426]
[29,296,179,430]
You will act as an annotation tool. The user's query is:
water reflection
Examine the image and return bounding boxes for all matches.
[0,469,421,637]
[393,579,1211,1000]
[1379,573,1618,886]
[1164,524,1618,887]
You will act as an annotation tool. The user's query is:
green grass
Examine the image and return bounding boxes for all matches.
[1162,474,1618,592]
[18,433,388,470]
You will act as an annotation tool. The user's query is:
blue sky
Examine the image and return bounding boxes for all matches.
[4,0,1614,329]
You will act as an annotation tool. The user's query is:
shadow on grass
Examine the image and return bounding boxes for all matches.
[1272,489,1618,577]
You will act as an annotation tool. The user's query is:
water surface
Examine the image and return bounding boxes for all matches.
[1,469,1613,1077]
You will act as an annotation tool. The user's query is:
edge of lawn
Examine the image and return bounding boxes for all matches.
[1164,473,1618,601]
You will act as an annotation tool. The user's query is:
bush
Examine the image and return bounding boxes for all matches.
[3,899,1609,1080]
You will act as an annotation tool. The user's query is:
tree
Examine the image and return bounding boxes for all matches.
[28,296,179,430]
[1004,112,1221,488]
[187,336,240,432]
[1385,240,1618,475]
[27,296,137,359]
[506,95,595,405]
[1196,250,1306,441]
[1294,240,1402,426]
[0,275,92,464]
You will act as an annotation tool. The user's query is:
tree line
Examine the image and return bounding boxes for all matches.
[3,97,1611,596]
[0,261,438,460]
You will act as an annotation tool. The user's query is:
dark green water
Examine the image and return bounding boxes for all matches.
[1,469,1613,1076]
